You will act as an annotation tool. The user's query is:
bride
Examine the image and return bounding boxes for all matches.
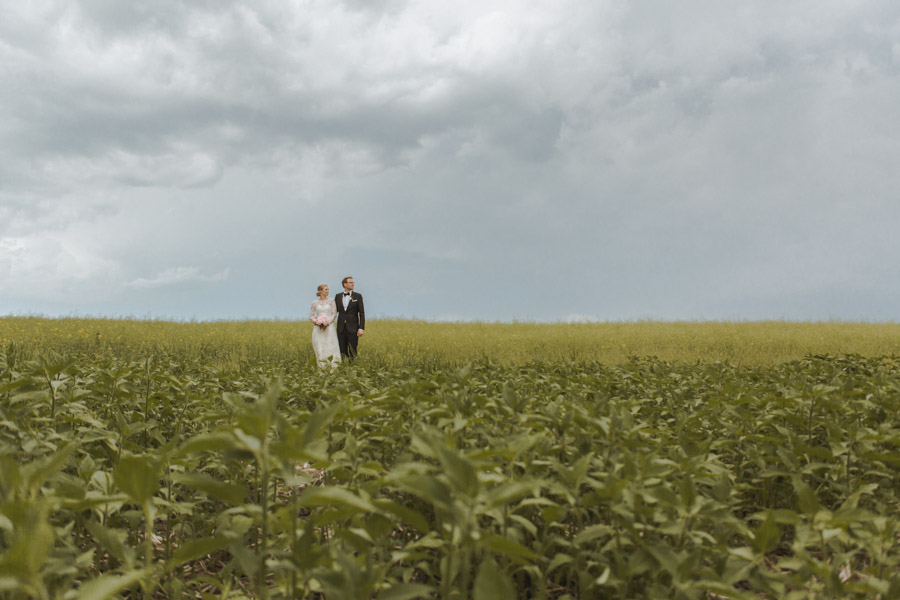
[309,284,341,368]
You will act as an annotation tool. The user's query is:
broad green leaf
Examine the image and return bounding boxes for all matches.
[0,500,54,577]
[74,569,148,600]
[114,455,161,506]
[644,544,681,577]
[473,558,515,600]
[0,456,22,495]
[373,498,430,532]
[385,470,453,513]
[379,583,436,600]
[695,580,769,600]
[298,486,377,513]
[752,511,781,555]
[596,566,611,585]
[573,524,612,546]
[432,443,479,498]
[173,472,247,506]
[37,356,74,378]
[84,521,135,568]
[791,476,820,514]
[301,402,341,445]
[176,432,239,456]
[483,480,542,507]
[547,552,573,573]
[567,453,593,488]
[229,542,259,577]
[481,533,540,563]
[21,444,76,496]
[170,536,231,566]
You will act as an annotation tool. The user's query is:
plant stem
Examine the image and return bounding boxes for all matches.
[143,502,154,600]
[258,459,270,599]
[45,369,56,423]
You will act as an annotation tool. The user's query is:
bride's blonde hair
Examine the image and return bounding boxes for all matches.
[316,284,328,297]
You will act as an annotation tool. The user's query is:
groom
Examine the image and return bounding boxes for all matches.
[335,276,365,361]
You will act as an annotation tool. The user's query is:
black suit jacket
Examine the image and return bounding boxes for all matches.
[335,292,365,334]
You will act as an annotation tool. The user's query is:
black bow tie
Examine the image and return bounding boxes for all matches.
[343,292,350,296]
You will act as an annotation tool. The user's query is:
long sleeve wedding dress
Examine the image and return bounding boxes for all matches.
[310,298,341,368]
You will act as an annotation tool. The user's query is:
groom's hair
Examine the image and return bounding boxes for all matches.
[341,276,353,286]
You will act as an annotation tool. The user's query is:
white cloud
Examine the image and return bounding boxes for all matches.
[39,147,222,188]
[126,267,230,289]
[0,233,122,301]
[563,314,601,324]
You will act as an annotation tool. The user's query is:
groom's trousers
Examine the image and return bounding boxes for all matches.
[338,330,359,361]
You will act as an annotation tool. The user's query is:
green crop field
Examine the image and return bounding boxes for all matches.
[1,318,899,599]
[2,317,900,366]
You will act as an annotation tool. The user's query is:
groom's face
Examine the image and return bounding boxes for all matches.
[343,278,354,292]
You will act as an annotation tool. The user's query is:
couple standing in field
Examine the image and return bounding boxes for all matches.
[309,276,365,367]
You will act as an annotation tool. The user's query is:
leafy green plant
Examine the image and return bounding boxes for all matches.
[0,343,898,598]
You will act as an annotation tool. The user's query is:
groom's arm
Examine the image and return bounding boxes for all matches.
[357,294,365,334]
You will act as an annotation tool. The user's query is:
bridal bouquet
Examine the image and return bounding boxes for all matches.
[314,316,330,330]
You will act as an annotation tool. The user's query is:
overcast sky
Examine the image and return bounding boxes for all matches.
[2,0,899,322]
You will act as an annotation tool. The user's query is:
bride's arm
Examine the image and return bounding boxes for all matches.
[328,299,337,324]
[309,302,317,323]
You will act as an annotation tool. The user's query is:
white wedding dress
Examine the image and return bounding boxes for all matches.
[310,298,341,368]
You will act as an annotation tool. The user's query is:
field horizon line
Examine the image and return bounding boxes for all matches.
[0,313,900,325]
[2,314,898,326]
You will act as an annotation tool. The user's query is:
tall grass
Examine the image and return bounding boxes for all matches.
[1,316,898,366]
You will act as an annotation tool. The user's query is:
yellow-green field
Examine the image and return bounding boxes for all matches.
[2,316,898,366]
[3,316,900,597]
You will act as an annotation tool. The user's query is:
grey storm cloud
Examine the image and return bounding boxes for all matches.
[2,0,572,187]
[1,0,899,320]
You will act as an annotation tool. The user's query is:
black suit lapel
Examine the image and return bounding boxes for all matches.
[337,293,354,314]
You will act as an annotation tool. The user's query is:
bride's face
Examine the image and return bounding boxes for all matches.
[319,286,329,298]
